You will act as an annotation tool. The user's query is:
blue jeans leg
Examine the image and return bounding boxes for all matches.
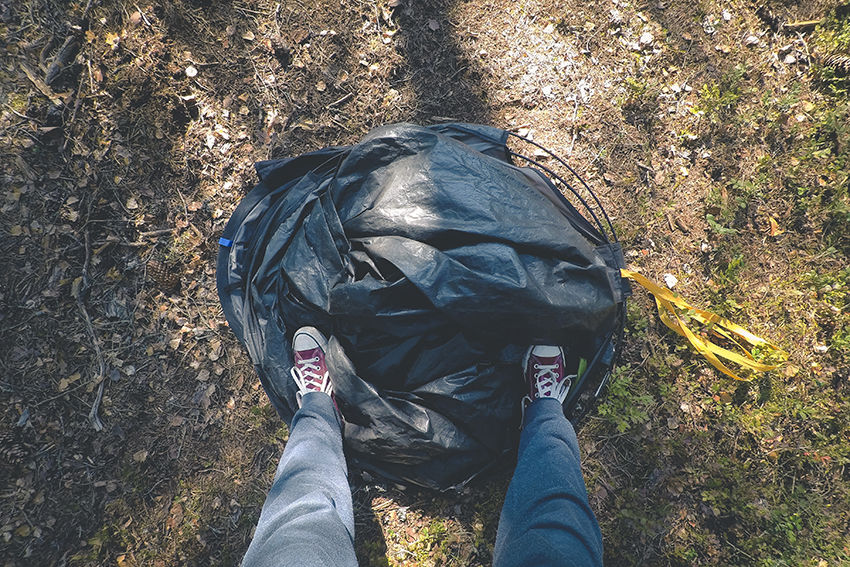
[242,392,357,567]
[492,398,603,567]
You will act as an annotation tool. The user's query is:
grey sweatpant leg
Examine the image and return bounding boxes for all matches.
[492,398,604,567]
[241,392,357,567]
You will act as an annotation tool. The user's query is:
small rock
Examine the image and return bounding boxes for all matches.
[185,66,198,78]
[784,54,796,64]
[745,35,759,47]
[640,31,654,45]
[609,9,625,26]
[663,273,678,288]
[722,9,731,21]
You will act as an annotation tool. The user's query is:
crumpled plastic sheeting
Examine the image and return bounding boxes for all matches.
[217,123,625,490]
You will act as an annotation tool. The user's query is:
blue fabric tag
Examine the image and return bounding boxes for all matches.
[219,237,233,247]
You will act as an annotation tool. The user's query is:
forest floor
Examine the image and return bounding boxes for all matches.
[1,0,849,565]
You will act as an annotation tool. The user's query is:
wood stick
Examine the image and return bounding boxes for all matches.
[783,20,822,32]
[74,229,107,431]
[45,36,79,86]
[138,228,177,238]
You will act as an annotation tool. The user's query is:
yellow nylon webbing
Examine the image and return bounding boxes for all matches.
[621,269,787,381]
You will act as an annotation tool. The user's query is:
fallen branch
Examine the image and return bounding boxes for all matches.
[82,0,94,21]
[45,36,79,87]
[783,19,822,32]
[73,229,107,431]
[138,228,177,238]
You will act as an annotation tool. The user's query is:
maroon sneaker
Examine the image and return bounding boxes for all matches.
[290,327,333,406]
[522,345,572,403]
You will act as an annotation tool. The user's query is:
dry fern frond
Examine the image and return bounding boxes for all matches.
[823,51,850,74]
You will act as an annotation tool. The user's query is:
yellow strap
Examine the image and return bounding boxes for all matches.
[621,269,787,381]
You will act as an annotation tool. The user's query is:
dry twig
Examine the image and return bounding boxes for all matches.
[138,228,177,238]
[783,20,822,32]
[72,229,107,431]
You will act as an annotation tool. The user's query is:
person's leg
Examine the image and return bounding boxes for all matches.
[242,327,357,567]
[493,346,603,567]
[242,392,356,567]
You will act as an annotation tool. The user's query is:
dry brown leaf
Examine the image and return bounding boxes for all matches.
[208,339,222,361]
[291,29,309,44]
[15,525,31,537]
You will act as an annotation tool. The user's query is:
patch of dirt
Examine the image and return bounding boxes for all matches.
[1,0,848,565]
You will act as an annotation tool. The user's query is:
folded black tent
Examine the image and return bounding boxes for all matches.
[217,123,629,491]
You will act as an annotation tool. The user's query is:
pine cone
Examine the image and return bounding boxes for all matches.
[147,260,181,291]
[0,430,29,466]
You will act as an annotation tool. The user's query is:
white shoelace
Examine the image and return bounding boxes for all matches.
[291,356,329,392]
[534,363,561,397]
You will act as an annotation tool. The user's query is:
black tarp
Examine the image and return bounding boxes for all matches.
[217,123,627,491]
